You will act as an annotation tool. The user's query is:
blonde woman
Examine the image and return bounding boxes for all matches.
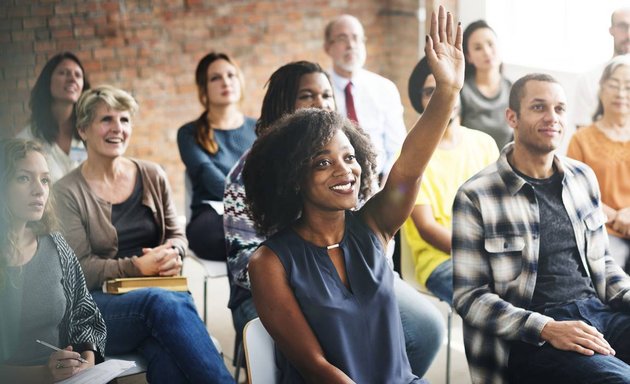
[55,85,234,384]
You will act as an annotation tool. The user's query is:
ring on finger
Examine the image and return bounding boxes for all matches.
[56,361,64,369]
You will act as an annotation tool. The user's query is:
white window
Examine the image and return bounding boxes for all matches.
[460,0,621,73]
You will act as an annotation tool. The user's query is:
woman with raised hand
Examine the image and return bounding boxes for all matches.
[0,139,106,383]
[243,7,463,383]
[225,61,445,378]
[54,85,234,384]
[460,20,512,149]
[178,52,256,261]
[17,52,90,182]
[568,55,630,273]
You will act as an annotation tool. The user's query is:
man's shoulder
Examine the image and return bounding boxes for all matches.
[357,68,399,91]
[559,155,597,180]
[458,161,502,194]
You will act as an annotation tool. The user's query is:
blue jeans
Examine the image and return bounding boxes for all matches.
[508,297,630,384]
[425,259,453,306]
[92,289,234,384]
[231,296,258,343]
[232,276,444,378]
[394,276,445,377]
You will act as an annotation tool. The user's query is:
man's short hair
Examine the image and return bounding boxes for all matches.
[324,14,362,42]
[611,7,630,26]
[508,73,559,115]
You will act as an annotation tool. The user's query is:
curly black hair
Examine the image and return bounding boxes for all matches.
[243,108,377,236]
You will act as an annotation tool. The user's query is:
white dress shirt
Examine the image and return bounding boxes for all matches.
[572,62,606,129]
[329,68,407,175]
[16,127,87,182]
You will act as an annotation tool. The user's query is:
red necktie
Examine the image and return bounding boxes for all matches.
[345,82,359,125]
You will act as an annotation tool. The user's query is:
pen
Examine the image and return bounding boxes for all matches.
[35,339,89,364]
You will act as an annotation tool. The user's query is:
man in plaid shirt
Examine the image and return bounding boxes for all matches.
[452,73,630,384]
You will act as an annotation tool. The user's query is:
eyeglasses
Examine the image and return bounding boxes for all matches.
[421,86,435,98]
[603,81,630,94]
[329,34,367,45]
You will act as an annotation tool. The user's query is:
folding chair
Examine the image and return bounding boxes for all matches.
[243,317,278,384]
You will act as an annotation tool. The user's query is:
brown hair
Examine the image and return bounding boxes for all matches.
[194,52,245,155]
[0,139,58,289]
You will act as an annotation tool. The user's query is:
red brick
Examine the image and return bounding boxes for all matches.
[57,40,79,52]
[22,17,47,29]
[79,38,103,50]
[34,28,51,40]
[51,27,73,39]
[76,2,100,13]
[34,40,56,53]
[96,25,118,38]
[11,29,34,42]
[102,59,122,71]
[93,47,115,59]
[8,5,29,18]
[31,4,55,17]
[74,26,95,37]
[48,16,72,28]
[81,60,103,73]
[102,1,120,13]
[54,3,76,15]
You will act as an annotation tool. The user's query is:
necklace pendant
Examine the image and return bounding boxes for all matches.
[326,243,340,250]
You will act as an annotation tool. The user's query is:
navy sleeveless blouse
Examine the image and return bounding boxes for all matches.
[263,211,419,384]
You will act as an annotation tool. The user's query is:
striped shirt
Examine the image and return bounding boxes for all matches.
[452,144,630,384]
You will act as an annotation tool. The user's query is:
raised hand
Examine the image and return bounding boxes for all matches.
[425,5,464,92]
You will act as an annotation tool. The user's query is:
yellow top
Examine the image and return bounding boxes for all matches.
[402,127,499,285]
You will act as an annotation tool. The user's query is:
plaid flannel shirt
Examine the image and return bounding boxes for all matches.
[452,144,630,384]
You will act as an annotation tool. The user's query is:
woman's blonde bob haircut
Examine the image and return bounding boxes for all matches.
[76,84,139,131]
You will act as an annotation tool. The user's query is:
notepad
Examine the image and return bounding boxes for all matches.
[103,276,189,294]
[57,359,136,384]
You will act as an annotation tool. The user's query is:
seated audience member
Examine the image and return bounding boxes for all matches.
[568,55,630,273]
[243,7,461,382]
[54,85,234,384]
[17,52,90,182]
[402,57,498,305]
[572,7,630,131]
[225,61,444,377]
[0,139,106,383]
[460,20,513,149]
[178,52,256,261]
[453,73,630,384]
[323,14,407,180]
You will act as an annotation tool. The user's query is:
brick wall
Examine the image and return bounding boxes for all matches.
[0,0,458,212]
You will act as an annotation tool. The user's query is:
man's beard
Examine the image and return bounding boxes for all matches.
[335,51,366,73]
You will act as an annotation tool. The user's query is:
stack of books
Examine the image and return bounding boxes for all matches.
[103,276,188,294]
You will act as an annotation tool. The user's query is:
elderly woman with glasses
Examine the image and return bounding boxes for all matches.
[54,85,234,383]
[568,55,630,273]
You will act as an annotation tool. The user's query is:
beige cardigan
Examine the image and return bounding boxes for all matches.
[54,159,187,290]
